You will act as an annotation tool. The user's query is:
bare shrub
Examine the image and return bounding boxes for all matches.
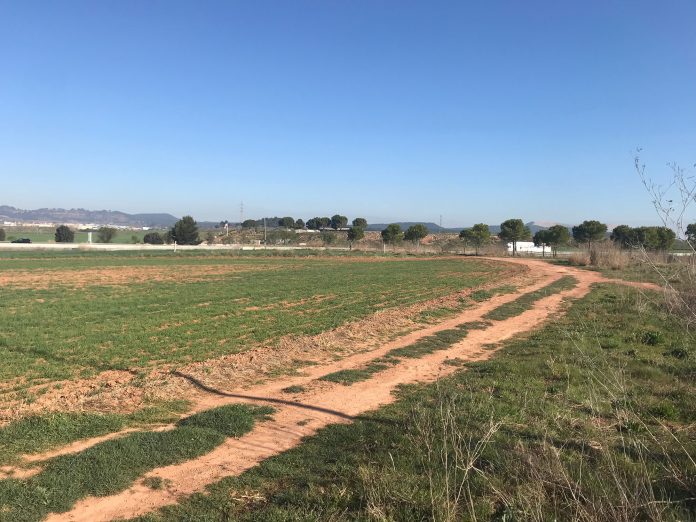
[588,242,630,270]
[638,249,696,328]
[636,153,696,328]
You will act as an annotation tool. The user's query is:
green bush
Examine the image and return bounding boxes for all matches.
[143,232,164,245]
[54,225,75,243]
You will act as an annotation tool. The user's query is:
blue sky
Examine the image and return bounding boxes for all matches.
[1,1,694,226]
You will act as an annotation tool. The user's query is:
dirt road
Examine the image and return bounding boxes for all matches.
[40,258,658,521]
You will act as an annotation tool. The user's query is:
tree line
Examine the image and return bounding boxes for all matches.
[239,215,367,232]
[14,216,689,252]
[453,218,680,257]
[48,217,202,245]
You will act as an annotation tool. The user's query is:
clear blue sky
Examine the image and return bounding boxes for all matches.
[1,1,694,226]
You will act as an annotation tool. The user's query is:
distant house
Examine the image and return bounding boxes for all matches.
[507,241,546,254]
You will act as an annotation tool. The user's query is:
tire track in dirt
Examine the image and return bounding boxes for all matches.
[43,259,659,521]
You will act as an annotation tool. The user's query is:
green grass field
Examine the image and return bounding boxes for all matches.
[0,251,693,521]
[131,283,696,522]
[0,252,505,396]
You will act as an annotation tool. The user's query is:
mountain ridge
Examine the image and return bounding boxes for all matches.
[0,206,179,228]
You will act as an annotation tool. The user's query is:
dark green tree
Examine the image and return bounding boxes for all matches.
[459,229,471,251]
[54,225,75,243]
[352,217,368,228]
[381,224,403,245]
[632,226,675,251]
[295,218,305,229]
[499,219,531,256]
[319,217,331,229]
[96,227,117,243]
[547,225,570,257]
[404,224,428,245]
[143,232,164,244]
[533,229,552,257]
[633,227,655,250]
[278,217,295,228]
[0,228,5,242]
[686,223,696,244]
[610,225,635,249]
[461,223,491,255]
[307,217,331,230]
[330,215,348,230]
[242,219,257,229]
[654,226,676,251]
[572,220,607,249]
[346,226,365,249]
[170,216,200,245]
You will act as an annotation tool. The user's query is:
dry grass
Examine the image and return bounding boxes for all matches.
[588,243,630,270]
[568,252,590,266]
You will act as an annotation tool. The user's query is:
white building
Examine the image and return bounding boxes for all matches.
[507,241,546,254]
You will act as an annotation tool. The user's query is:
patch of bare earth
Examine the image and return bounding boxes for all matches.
[0,264,276,289]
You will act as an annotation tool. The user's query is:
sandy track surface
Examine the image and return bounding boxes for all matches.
[36,258,658,521]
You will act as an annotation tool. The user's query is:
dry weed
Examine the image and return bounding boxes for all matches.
[568,252,590,266]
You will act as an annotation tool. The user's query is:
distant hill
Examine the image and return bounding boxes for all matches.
[0,206,178,227]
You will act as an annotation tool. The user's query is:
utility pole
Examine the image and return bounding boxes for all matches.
[240,201,244,226]
[263,217,267,245]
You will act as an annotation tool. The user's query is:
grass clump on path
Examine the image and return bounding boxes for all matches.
[133,283,694,521]
[177,404,273,437]
[469,285,517,302]
[387,321,488,359]
[0,404,273,522]
[484,275,577,321]
[280,385,305,394]
[319,321,491,386]
[319,363,391,385]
